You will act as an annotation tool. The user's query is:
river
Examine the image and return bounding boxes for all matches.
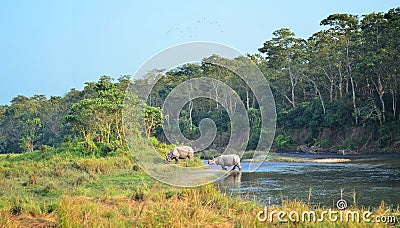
[212,153,400,208]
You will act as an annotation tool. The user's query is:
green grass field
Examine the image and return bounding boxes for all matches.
[0,150,398,227]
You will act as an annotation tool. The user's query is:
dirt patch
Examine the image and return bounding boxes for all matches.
[287,129,310,143]
[318,128,332,141]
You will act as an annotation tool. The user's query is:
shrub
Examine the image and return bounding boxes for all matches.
[316,139,332,148]
[378,123,396,148]
[198,149,220,160]
[275,134,294,149]
[149,136,159,147]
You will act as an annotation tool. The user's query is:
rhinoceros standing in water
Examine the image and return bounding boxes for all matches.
[208,154,242,171]
[165,146,195,163]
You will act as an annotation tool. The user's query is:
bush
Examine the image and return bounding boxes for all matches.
[198,149,220,160]
[316,139,332,148]
[149,137,159,147]
[275,134,294,149]
[378,123,396,148]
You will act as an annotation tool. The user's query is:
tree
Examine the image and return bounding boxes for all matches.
[321,14,360,124]
[259,28,307,109]
[144,106,162,138]
[359,12,388,125]
[308,30,344,102]
[384,8,400,122]
[39,96,67,147]
[1,96,41,153]
[20,118,41,152]
[65,76,127,153]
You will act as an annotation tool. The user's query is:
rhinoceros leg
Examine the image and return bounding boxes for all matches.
[231,164,242,171]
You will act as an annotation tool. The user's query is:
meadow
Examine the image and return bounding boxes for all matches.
[0,150,399,227]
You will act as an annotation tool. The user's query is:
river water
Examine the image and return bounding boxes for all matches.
[213,153,400,208]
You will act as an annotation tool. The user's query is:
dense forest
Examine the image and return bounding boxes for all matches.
[1,8,399,154]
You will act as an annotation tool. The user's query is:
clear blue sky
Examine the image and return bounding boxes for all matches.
[0,0,398,105]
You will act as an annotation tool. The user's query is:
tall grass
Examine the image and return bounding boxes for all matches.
[0,151,398,227]
[56,184,261,227]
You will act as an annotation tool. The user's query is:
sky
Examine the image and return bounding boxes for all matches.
[0,0,399,105]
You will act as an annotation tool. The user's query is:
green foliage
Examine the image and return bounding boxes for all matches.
[144,106,162,138]
[378,122,397,148]
[149,136,159,147]
[247,108,261,150]
[316,139,332,148]
[147,136,175,158]
[1,8,400,154]
[197,149,220,160]
[278,98,355,134]
[275,134,294,149]
[1,8,400,227]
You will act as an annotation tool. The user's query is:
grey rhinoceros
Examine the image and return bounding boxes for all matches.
[165,146,195,163]
[208,154,242,171]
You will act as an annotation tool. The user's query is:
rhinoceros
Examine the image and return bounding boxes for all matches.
[165,146,195,163]
[208,154,242,171]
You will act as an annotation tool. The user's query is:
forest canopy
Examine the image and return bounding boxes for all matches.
[1,8,399,154]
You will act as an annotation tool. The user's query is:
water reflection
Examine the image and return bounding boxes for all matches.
[215,155,400,208]
[217,171,242,188]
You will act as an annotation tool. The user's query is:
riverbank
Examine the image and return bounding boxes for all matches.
[1,151,399,227]
[0,151,261,227]
[234,151,352,163]
[265,152,400,166]
[265,152,353,163]
[200,149,400,164]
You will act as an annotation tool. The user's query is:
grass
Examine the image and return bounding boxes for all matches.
[265,152,309,162]
[0,150,399,227]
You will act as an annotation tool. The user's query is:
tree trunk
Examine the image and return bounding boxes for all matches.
[350,75,358,124]
[115,113,123,146]
[289,67,297,109]
[393,90,397,122]
[305,74,326,115]
[372,75,386,123]
[214,84,219,109]
[338,66,343,97]
[252,92,257,108]
[322,68,334,102]
[314,82,326,115]
[378,76,386,123]
[372,98,383,126]
[189,100,193,131]
[390,86,397,122]
[346,37,357,124]
[246,88,250,110]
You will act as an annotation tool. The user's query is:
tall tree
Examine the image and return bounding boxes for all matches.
[359,12,388,125]
[321,14,360,124]
[259,28,307,109]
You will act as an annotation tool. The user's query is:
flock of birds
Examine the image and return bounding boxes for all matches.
[165,17,224,38]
